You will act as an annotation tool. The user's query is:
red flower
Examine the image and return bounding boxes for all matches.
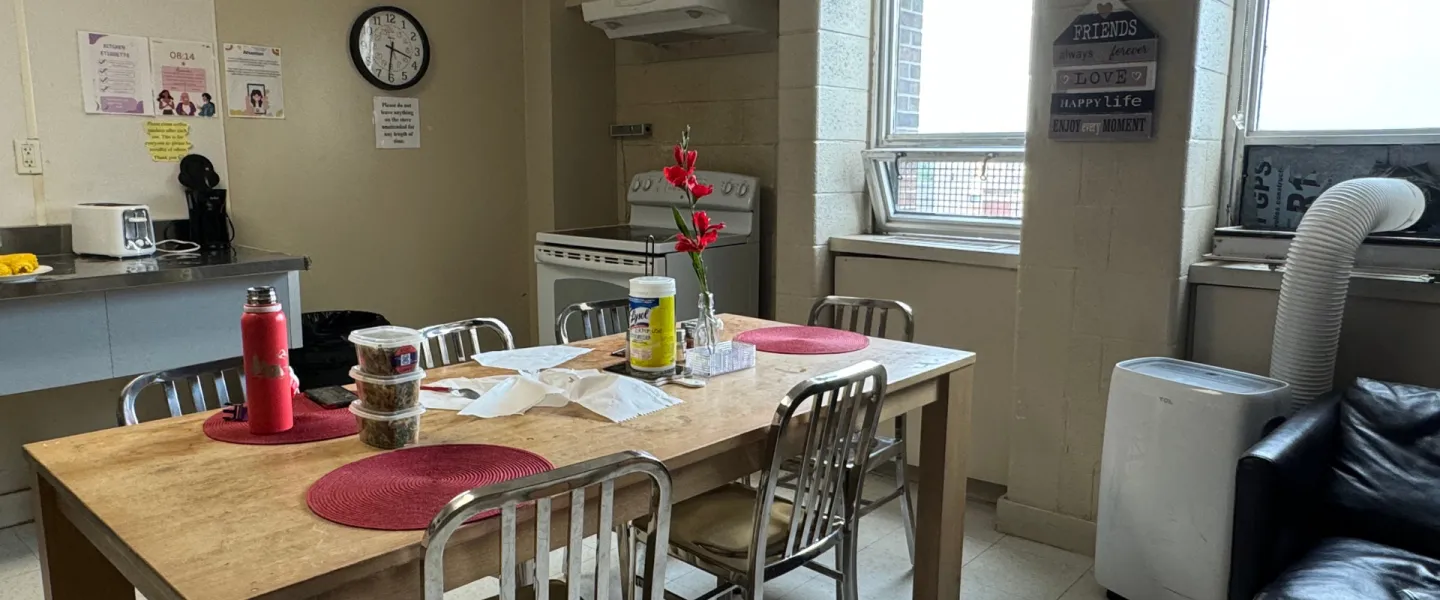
[674,211,726,254]
[690,181,714,200]
[664,165,693,189]
[665,145,702,191]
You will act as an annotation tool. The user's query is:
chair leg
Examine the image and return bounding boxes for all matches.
[838,532,860,600]
[894,418,917,565]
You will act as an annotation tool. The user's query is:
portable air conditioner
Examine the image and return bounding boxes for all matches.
[1095,358,1290,600]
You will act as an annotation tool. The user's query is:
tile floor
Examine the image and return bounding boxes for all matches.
[0,476,1108,599]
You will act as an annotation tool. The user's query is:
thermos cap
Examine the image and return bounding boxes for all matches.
[246,286,278,306]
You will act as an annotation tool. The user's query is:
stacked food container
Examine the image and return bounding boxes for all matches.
[348,326,426,449]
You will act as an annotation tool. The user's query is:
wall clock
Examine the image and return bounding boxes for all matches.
[349,6,430,90]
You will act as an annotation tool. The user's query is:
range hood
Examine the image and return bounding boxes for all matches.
[581,0,776,42]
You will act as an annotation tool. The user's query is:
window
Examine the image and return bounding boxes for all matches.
[1224,0,1440,239]
[867,0,1035,236]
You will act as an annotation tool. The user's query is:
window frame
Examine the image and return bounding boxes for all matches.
[865,0,1028,238]
[1220,0,1440,227]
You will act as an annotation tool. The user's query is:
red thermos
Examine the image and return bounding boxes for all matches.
[241,286,293,434]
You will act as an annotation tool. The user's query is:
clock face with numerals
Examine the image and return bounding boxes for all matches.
[349,6,430,90]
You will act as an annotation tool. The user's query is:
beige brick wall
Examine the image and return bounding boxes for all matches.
[999,0,1235,555]
[614,35,779,316]
[774,0,873,323]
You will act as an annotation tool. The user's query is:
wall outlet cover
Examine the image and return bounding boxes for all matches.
[14,139,41,175]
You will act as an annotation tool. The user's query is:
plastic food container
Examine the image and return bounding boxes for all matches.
[350,366,425,412]
[349,326,425,376]
[350,401,424,450]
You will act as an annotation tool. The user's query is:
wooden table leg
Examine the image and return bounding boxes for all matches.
[913,367,972,600]
[34,473,132,600]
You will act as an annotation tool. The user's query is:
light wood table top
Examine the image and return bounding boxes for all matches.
[25,315,974,600]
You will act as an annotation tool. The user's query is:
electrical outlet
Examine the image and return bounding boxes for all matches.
[609,123,652,139]
[14,139,41,175]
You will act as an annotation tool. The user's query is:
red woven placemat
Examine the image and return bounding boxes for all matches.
[307,444,554,531]
[734,326,870,355]
[203,395,358,445]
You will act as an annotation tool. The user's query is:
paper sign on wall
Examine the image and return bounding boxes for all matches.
[374,97,420,149]
[1049,0,1159,141]
[78,32,155,116]
[224,44,285,119]
[144,121,192,162]
[150,39,220,118]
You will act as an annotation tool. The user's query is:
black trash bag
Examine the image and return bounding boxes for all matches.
[291,311,390,389]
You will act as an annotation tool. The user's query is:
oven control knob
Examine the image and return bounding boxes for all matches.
[631,180,642,191]
[642,179,653,191]
[738,183,751,197]
[723,182,735,195]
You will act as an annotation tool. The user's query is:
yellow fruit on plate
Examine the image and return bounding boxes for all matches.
[0,253,38,274]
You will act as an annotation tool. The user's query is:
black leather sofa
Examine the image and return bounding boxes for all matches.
[1229,379,1440,600]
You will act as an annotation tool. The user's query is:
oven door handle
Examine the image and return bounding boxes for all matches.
[534,247,653,275]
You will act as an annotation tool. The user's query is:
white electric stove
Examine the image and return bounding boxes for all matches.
[536,170,761,345]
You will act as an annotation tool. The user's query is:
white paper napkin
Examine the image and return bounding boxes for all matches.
[472,345,593,372]
[420,377,509,410]
[444,369,682,422]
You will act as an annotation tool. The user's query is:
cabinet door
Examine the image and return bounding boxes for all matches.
[106,273,298,377]
[0,293,112,396]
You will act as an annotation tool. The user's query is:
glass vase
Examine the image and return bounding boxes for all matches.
[695,292,724,351]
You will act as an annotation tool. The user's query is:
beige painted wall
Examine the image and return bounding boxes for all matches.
[1000,0,1234,555]
[835,256,1018,485]
[615,35,779,317]
[215,0,530,334]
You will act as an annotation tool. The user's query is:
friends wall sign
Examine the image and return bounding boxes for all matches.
[1050,0,1158,141]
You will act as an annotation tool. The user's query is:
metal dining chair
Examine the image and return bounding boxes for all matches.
[807,295,918,563]
[423,450,673,600]
[649,361,888,600]
[556,299,630,344]
[418,318,517,368]
[118,357,246,426]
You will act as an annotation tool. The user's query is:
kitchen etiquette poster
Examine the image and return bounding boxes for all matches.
[78,31,154,115]
[1049,0,1159,141]
[150,39,220,118]
[223,44,285,119]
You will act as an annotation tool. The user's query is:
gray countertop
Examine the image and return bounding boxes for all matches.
[0,247,309,300]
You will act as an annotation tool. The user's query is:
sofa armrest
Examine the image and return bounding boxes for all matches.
[1228,395,1341,600]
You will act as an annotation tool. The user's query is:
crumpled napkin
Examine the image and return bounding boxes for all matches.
[472,345,593,372]
[425,369,682,423]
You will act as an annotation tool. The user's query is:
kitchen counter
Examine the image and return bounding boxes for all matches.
[0,247,309,300]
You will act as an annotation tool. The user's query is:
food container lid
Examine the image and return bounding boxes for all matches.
[348,326,424,349]
[629,276,675,298]
[349,365,426,385]
[349,400,426,421]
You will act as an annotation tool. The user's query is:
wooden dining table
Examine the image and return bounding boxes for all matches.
[24,315,975,600]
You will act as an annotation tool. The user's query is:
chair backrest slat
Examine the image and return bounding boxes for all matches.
[422,451,672,600]
[747,361,888,587]
[556,299,630,344]
[419,318,517,369]
[808,296,916,343]
[120,356,248,426]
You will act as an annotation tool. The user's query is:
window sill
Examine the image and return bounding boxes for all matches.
[828,234,1020,270]
[1189,260,1440,304]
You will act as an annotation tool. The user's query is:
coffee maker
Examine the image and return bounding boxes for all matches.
[179,154,232,250]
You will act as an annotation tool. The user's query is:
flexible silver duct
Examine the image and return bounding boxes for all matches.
[1270,178,1426,412]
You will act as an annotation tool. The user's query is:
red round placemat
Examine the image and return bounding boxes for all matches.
[734,326,870,355]
[203,395,358,445]
[307,444,554,531]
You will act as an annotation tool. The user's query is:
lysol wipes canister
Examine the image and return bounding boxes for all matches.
[628,276,676,375]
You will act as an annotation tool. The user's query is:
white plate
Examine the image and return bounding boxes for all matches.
[0,265,53,283]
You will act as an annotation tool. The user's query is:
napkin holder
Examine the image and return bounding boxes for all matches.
[685,341,756,377]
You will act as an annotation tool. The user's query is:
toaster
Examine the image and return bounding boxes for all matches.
[72,203,157,258]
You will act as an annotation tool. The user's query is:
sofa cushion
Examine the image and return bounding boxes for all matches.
[1258,537,1440,600]
[1326,378,1440,558]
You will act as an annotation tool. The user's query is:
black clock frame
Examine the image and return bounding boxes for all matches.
[349,6,430,91]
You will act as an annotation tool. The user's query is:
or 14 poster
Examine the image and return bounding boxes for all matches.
[150,39,220,118]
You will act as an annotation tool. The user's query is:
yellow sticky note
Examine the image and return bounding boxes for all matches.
[144,121,193,162]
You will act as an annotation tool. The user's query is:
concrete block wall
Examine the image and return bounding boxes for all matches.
[614,34,780,316]
[998,0,1236,554]
[774,0,873,323]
